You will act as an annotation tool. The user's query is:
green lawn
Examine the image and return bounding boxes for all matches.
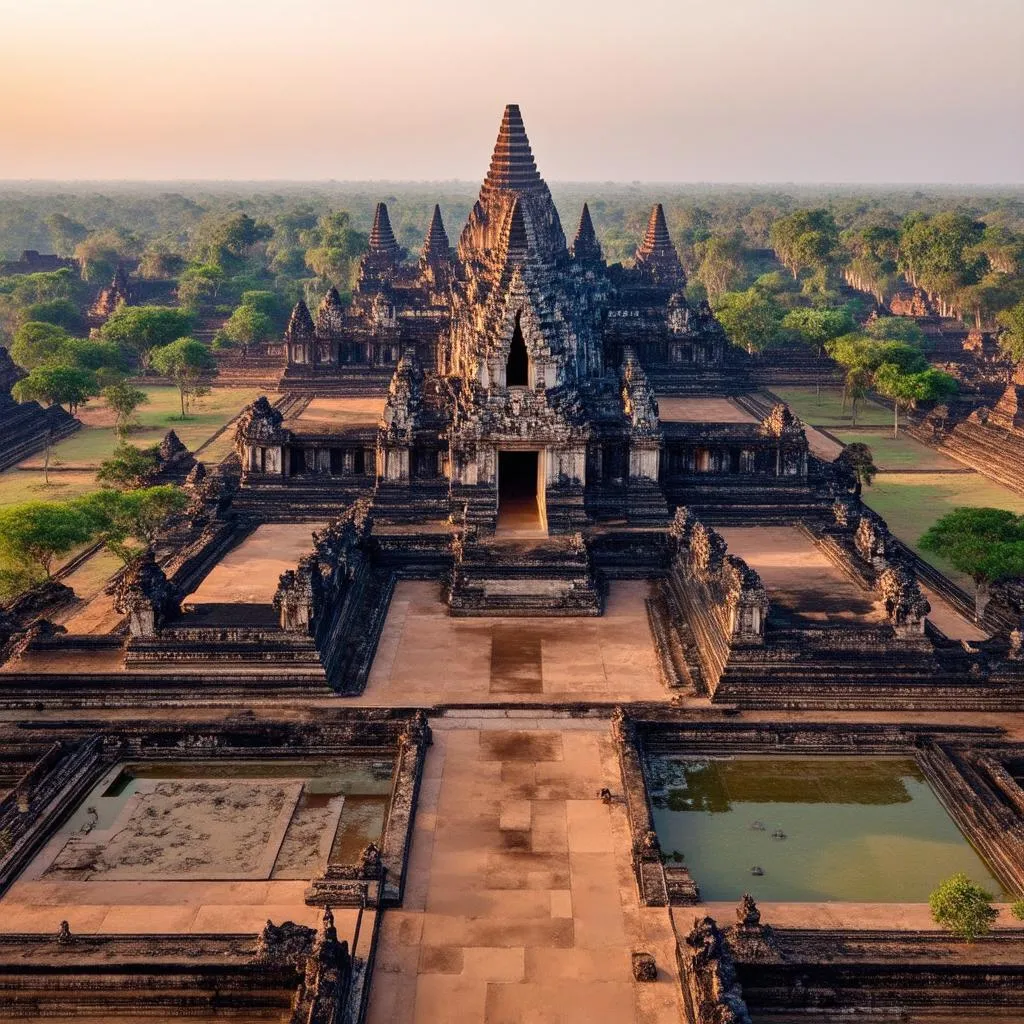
[863,473,1024,590]
[772,386,892,428]
[20,386,266,469]
[0,385,266,508]
[831,431,963,472]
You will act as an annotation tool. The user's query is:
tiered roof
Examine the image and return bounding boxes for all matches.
[482,104,543,192]
[369,202,402,258]
[571,204,603,265]
[421,205,451,265]
[634,204,685,289]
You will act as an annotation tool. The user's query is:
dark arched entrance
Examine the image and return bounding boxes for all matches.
[506,311,529,387]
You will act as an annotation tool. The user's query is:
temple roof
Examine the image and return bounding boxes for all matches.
[422,204,451,264]
[285,299,315,340]
[315,286,346,336]
[571,203,602,264]
[369,202,402,258]
[483,104,542,192]
[634,203,685,288]
[457,104,567,273]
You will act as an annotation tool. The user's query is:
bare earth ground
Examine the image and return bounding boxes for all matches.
[719,525,886,626]
[184,522,326,607]
[285,396,386,432]
[657,397,755,423]
[358,581,666,705]
[366,720,682,1024]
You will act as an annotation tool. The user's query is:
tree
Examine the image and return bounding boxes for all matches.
[96,444,161,489]
[783,306,856,400]
[102,382,149,437]
[99,306,194,368]
[694,233,745,300]
[865,316,925,347]
[13,364,97,415]
[996,300,1024,363]
[73,229,138,284]
[0,501,96,580]
[137,248,186,281]
[9,321,72,369]
[836,442,877,494]
[769,209,841,282]
[150,337,216,416]
[219,304,273,351]
[929,873,998,942]
[44,213,88,255]
[303,211,368,293]
[874,363,957,438]
[176,263,224,310]
[1011,899,1024,922]
[783,307,856,358]
[22,298,85,333]
[77,486,187,562]
[712,288,786,355]
[919,507,1024,618]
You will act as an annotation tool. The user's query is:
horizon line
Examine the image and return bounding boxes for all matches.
[1,179,1023,190]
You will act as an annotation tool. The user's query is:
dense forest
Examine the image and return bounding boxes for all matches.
[2,183,1024,382]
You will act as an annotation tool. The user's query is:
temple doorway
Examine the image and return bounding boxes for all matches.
[497,450,545,534]
[506,312,529,386]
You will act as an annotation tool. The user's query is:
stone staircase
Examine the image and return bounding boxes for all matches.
[446,534,603,616]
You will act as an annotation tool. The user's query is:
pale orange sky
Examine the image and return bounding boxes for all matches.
[1,0,1022,182]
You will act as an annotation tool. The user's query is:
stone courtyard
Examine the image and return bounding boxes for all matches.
[0,101,1021,1024]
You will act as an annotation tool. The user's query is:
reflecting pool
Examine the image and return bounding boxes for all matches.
[648,756,1004,902]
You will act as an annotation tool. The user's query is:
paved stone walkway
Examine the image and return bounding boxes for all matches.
[366,718,682,1023]
[360,582,666,706]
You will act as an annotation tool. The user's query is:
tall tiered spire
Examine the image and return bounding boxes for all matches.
[421,205,450,264]
[571,203,602,265]
[634,204,685,289]
[483,104,542,192]
[358,201,405,294]
[369,202,401,257]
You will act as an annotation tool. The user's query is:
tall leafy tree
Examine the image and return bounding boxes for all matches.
[150,337,216,416]
[996,300,1024,363]
[0,501,96,580]
[100,306,194,368]
[102,381,149,437]
[711,288,786,355]
[873,363,957,438]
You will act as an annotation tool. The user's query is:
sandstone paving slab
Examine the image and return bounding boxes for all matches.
[359,580,666,705]
[364,722,683,1024]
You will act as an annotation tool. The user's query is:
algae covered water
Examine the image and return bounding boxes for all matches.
[648,756,1004,902]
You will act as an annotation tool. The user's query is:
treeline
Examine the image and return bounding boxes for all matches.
[2,184,1023,368]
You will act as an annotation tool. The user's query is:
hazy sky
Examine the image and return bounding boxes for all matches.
[1,0,1022,182]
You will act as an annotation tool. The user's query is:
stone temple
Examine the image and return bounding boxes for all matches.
[1,105,1023,1023]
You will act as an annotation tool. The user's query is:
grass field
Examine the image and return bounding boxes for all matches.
[831,431,963,472]
[863,473,1024,590]
[772,386,892,428]
[0,385,266,508]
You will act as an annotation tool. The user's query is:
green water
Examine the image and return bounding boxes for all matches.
[649,756,1004,902]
